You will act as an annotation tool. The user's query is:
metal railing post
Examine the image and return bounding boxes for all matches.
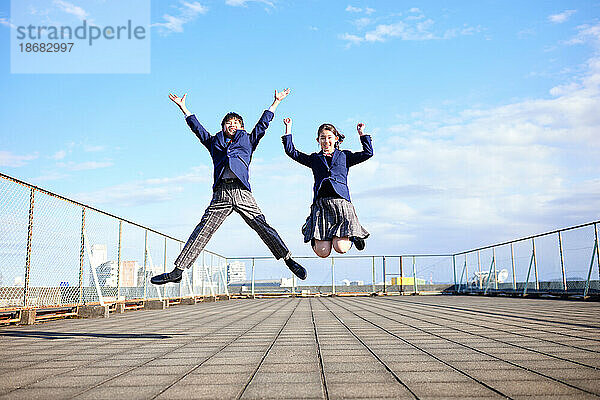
[143,230,148,300]
[201,251,205,297]
[399,256,403,293]
[596,223,600,282]
[412,256,417,294]
[478,250,482,290]
[78,206,85,305]
[371,256,375,293]
[510,243,516,291]
[251,258,255,298]
[532,238,539,291]
[584,224,600,297]
[382,256,386,293]
[558,231,567,293]
[163,237,167,274]
[492,249,497,291]
[465,255,469,292]
[331,258,336,295]
[23,188,35,308]
[452,255,457,293]
[117,220,122,300]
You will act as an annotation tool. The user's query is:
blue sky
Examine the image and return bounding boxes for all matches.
[1,0,599,270]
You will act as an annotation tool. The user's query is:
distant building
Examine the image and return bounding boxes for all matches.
[227,261,246,284]
[90,244,107,266]
[96,261,118,287]
[391,277,426,286]
[120,261,139,287]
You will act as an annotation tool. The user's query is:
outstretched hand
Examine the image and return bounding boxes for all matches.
[357,123,366,136]
[169,93,186,108]
[274,88,291,102]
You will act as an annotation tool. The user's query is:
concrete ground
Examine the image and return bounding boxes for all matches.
[0,295,599,399]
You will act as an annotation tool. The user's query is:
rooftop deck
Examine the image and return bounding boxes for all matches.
[1,295,599,399]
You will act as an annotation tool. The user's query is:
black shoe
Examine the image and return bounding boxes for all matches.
[285,258,307,280]
[150,268,183,285]
[350,237,365,251]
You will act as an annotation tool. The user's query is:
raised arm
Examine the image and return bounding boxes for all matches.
[250,88,291,147]
[169,92,212,146]
[346,123,374,167]
[281,118,311,167]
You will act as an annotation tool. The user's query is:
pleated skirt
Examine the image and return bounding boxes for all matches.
[302,197,369,243]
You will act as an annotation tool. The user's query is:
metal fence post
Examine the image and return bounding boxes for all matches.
[117,220,122,300]
[452,255,457,293]
[596,223,600,282]
[78,207,85,305]
[412,256,417,294]
[382,256,386,293]
[23,188,35,308]
[532,238,539,291]
[143,230,148,300]
[510,244,516,291]
[201,251,205,297]
[399,256,403,293]
[558,231,567,293]
[493,247,498,290]
[331,257,336,295]
[371,256,375,293]
[251,258,255,298]
[478,250,482,289]
[465,254,469,292]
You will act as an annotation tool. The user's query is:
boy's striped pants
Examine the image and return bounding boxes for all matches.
[174,180,290,269]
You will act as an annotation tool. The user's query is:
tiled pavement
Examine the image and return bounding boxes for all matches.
[0,295,599,399]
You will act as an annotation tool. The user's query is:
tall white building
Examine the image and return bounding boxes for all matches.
[227,262,246,284]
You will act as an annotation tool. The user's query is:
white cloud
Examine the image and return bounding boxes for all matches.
[345,5,362,13]
[57,161,113,171]
[226,0,274,7]
[75,166,211,207]
[52,150,67,160]
[153,1,208,34]
[548,9,576,24]
[83,145,105,152]
[53,0,88,20]
[565,23,600,45]
[341,10,478,46]
[0,151,38,167]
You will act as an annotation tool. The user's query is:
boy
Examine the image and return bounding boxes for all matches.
[151,89,306,285]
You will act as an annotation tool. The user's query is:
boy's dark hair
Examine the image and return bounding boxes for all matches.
[221,112,244,131]
[317,123,345,149]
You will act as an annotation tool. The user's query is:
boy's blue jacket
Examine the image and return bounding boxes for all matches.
[282,134,373,203]
[185,110,274,192]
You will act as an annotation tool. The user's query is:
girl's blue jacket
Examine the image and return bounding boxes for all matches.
[282,134,373,203]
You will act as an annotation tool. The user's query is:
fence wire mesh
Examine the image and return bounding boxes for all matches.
[1,172,599,313]
[0,174,229,310]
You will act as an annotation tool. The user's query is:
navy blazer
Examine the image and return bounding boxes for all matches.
[185,110,274,192]
[282,134,373,203]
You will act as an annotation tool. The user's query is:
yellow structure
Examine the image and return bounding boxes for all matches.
[391,277,426,285]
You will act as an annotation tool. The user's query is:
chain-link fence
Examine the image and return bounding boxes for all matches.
[1,172,599,312]
[0,173,227,310]
[454,222,600,296]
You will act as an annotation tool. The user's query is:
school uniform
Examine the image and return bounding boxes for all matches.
[174,110,290,270]
[282,134,373,243]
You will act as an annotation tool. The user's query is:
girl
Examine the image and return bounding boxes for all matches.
[282,119,373,258]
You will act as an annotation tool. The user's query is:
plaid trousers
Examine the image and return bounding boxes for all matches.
[175,180,290,269]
